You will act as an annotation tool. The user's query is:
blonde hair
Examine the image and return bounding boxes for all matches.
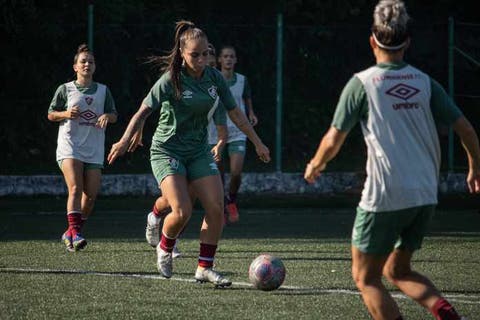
[372,0,410,50]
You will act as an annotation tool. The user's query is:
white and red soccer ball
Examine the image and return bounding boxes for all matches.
[249,254,286,291]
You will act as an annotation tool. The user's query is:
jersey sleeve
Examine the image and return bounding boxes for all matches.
[142,75,170,111]
[214,70,236,111]
[331,76,368,132]
[242,77,252,100]
[48,84,68,113]
[212,100,227,125]
[104,87,117,114]
[429,77,463,125]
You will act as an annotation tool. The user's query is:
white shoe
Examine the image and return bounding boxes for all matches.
[156,246,173,278]
[145,212,160,247]
[172,239,182,258]
[195,266,232,287]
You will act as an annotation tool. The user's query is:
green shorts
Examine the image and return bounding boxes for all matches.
[57,159,104,170]
[150,147,220,185]
[226,140,247,156]
[352,205,435,255]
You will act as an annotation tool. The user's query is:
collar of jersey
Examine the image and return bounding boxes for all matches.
[376,61,408,70]
[181,66,211,83]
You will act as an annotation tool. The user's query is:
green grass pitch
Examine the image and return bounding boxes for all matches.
[1,197,479,319]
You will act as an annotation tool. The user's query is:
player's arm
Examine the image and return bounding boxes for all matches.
[47,85,80,121]
[211,125,227,162]
[227,107,270,163]
[243,79,257,126]
[304,76,366,184]
[452,117,480,193]
[107,104,152,164]
[304,127,348,184]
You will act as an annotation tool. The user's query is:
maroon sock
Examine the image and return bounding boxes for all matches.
[159,233,176,253]
[431,298,461,320]
[67,211,82,237]
[198,243,217,268]
[153,204,172,219]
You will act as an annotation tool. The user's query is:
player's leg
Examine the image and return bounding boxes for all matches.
[60,158,84,252]
[190,174,231,287]
[352,247,402,320]
[74,166,101,250]
[382,206,464,320]
[156,174,192,278]
[146,195,171,247]
[226,141,246,223]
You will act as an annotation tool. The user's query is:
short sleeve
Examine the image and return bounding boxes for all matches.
[243,77,252,100]
[104,87,117,114]
[430,77,463,126]
[48,84,68,113]
[214,70,236,111]
[331,76,368,132]
[142,74,170,110]
[212,101,227,125]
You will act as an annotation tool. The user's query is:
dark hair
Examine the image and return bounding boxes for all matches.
[148,20,208,100]
[73,43,93,63]
[371,0,410,51]
[208,43,216,56]
[219,45,236,56]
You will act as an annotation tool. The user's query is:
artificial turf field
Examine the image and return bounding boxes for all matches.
[1,196,479,319]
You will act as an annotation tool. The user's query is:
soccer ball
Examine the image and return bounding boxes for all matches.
[248,254,286,291]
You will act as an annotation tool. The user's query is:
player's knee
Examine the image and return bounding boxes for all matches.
[171,203,192,221]
[68,185,82,198]
[383,263,411,283]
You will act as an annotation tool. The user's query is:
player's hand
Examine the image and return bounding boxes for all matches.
[249,113,258,126]
[66,106,80,119]
[128,130,143,152]
[255,143,270,163]
[466,168,480,193]
[210,144,224,162]
[304,162,326,184]
[107,140,128,164]
[95,114,109,129]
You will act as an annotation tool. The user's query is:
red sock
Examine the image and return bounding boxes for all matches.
[153,204,172,219]
[159,233,176,253]
[431,298,461,320]
[67,211,82,237]
[198,243,217,268]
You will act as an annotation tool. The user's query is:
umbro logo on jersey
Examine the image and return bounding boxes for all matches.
[182,90,193,99]
[80,109,97,121]
[208,86,218,99]
[386,83,420,100]
[85,96,93,105]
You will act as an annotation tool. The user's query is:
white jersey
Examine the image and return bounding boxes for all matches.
[356,65,440,211]
[207,73,247,144]
[56,81,107,164]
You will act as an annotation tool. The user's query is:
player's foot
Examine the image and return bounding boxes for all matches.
[146,212,161,247]
[172,240,182,259]
[61,231,75,252]
[195,266,232,288]
[226,202,239,223]
[157,246,173,278]
[72,233,87,251]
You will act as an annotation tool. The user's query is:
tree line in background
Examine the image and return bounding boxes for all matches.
[1,0,479,174]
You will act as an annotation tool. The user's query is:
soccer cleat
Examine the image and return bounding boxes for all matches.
[226,202,239,223]
[61,232,75,252]
[195,267,232,288]
[172,240,182,259]
[145,212,161,247]
[72,234,87,251]
[156,246,173,278]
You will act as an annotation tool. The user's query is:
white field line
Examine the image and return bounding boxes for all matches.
[1,267,479,305]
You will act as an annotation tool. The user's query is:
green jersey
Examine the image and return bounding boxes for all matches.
[143,66,236,155]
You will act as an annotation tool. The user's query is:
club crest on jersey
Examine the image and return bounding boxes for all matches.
[182,90,193,99]
[168,158,180,170]
[85,96,93,105]
[208,86,218,99]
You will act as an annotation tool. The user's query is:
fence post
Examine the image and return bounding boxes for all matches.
[275,11,284,173]
[87,1,94,51]
[448,17,455,172]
